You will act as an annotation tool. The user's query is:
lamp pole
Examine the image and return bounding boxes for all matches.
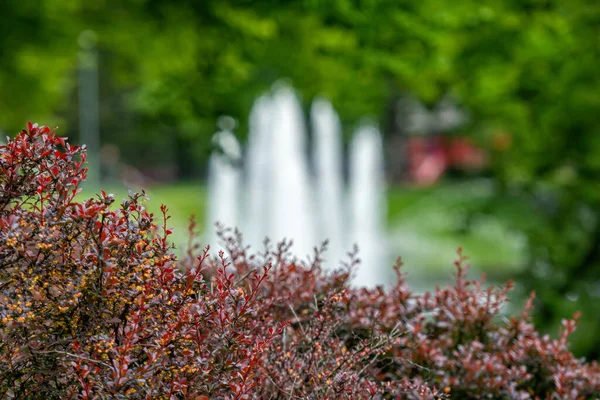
[78,30,100,188]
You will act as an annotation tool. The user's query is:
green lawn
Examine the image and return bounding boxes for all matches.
[80,182,208,253]
[387,180,528,280]
[80,179,529,278]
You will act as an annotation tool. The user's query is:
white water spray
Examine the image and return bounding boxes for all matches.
[268,85,316,259]
[244,96,274,251]
[312,98,346,270]
[208,84,389,286]
[348,123,388,287]
[206,128,242,255]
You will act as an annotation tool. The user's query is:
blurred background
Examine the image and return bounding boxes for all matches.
[1,0,599,357]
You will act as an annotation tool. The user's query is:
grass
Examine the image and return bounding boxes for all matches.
[79,179,529,278]
[79,181,207,252]
[387,180,529,278]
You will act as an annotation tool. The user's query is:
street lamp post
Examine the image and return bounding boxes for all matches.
[78,30,100,188]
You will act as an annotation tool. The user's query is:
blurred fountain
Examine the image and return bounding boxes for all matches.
[244,96,274,251]
[209,83,389,286]
[268,85,316,259]
[206,117,242,255]
[311,98,346,270]
[348,123,388,287]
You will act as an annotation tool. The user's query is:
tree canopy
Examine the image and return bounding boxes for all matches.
[2,0,597,174]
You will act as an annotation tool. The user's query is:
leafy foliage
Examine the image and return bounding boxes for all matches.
[1,124,599,398]
[1,1,598,169]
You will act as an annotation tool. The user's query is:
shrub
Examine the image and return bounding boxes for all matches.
[1,123,599,399]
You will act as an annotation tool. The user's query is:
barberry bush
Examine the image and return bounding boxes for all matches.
[1,123,599,399]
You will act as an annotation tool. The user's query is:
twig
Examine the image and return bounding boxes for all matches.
[288,305,306,336]
[234,268,257,287]
[34,350,111,369]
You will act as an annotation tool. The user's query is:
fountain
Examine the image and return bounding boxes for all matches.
[206,120,242,255]
[244,95,274,251]
[348,123,388,287]
[268,86,316,259]
[311,98,346,270]
[206,84,387,286]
